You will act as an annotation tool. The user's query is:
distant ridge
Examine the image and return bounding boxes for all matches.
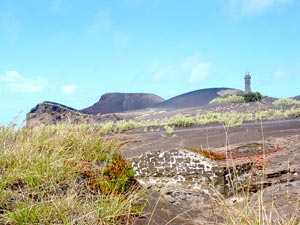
[81,93,165,115]
[293,95,300,100]
[25,88,244,126]
[155,88,242,109]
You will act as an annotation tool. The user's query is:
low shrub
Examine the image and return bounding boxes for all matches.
[242,92,263,103]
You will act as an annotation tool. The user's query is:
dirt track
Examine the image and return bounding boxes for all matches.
[121,118,300,159]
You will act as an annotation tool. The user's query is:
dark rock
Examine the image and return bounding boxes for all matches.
[25,101,93,126]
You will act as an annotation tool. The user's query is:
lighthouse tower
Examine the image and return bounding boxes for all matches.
[244,72,251,94]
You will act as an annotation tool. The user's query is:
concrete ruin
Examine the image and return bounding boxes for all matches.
[131,149,254,196]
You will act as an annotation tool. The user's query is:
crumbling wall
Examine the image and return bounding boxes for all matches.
[131,149,254,196]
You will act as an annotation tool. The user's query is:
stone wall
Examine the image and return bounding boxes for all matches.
[131,149,254,196]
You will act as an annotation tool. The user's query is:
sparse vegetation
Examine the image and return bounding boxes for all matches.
[93,105,300,134]
[99,121,115,134]
[169,114,194,127]
[115,119,140,133]
[274,98,300,106]
[210,94,245,104]
[164,124,175,134]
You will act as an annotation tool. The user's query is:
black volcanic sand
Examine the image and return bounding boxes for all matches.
[118,118,300,225]
[121,118,300,159]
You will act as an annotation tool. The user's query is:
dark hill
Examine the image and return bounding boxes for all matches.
[81,93,165,115]
[293,95,300,100]
[155,88,242,109]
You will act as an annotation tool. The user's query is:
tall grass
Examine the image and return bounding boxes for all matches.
[208,104,300,225]
[0,124,143,224]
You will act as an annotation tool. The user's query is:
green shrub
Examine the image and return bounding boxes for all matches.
[242,92,263,103]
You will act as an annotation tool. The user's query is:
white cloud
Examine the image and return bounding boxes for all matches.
[226,0,292,14]
[62,84,77,95]
[0,71,47,93]
[152,56,213,83]
[88,8,111,35]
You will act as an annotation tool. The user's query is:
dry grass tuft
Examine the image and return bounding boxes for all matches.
[0,124,144,224]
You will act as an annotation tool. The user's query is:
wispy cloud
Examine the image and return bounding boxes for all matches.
[88,8,111,35]
[0,13,20,44]
[62,84,77,95]
[272,69,292,80]
[189,62,212,83]
[0,71,47,93]
[226,0,292,14]
[152,56,213,83]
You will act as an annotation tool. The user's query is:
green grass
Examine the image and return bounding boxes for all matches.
[0,124,143,224]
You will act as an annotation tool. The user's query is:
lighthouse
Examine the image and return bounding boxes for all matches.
[244,72,251,94]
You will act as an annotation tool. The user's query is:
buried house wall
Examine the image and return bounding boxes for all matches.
[131,149,254,196]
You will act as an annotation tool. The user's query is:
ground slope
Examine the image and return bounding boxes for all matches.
[154,87,242,109]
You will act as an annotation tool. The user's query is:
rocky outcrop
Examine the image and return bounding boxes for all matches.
[25,101,125,126]
[81,93,165,114]
[132,136,300,225]
[25,101,93,126]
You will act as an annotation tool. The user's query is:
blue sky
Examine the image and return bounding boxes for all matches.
[1,0,300,126]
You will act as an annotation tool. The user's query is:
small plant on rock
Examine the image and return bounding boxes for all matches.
[187,147,226,160]
[79,152,136,195]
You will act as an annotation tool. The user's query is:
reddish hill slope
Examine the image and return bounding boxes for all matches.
[81,93,165,114]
